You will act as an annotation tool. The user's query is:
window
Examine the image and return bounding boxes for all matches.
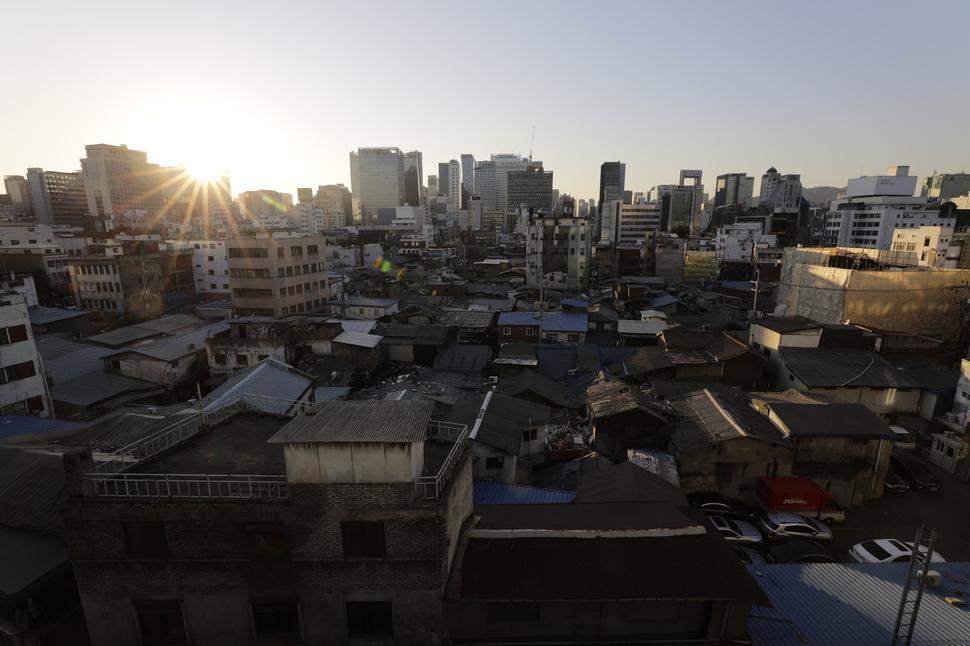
[502,327,511,335]
[123,521,168,557]
[236,355,249,367]
[346,601,392,637]
[522,428,537,442]
[307,245,318,255]
[135,602,186,643]
[0,361,36,384]
[525,328,537,336]
[214,354,227,366]
[486,456,504,471]
[290,246,303,256]
[0,324,28,345]
[341,521,385,557]
[277,247,285,257]
[251,602,301,643]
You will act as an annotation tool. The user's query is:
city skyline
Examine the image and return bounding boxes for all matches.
[3,0,968,202]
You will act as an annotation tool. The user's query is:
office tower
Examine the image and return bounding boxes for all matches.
[474,154,532,212]
[428,175,439,196]
[921,172,970,200]
[27,168,89,228]
[460,154,475,195]
[80,144,167,216]
[507,166,553,211]
[403,150,424,207]
[297,188,313,204]
[349,147,406,225]
[313,184,352,229]
[445,160,461,215]
[3,176,33,219]
[238,190,289,227]
[714,173,754,208]
[679,170,704,236]
[599,162,626,209]
[650,185,696,233]
[759,167,782,203]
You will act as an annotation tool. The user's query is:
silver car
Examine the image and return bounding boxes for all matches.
[710,515,764,544]
[759,512,833,541]
[850,539,946,564]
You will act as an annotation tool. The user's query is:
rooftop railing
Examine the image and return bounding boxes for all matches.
[89,473,288,499]
[415,422,469,501]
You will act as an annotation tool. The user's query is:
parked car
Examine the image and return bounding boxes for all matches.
[687,492,755,520]
[764,538,841,564]
[756,477,844,523]
[709,515,763,544]
[889,448,942,492]
[758,512,833,541]
[849,538,946,564]
[733,545,767,566]
[884,467,910,493]
[889,425,917,451]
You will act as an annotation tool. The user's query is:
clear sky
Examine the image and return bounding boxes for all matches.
[3,0,968,201]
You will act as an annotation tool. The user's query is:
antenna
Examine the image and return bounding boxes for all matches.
[529,126,535,162]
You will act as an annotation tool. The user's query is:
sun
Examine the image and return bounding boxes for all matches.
[183,156,226,182]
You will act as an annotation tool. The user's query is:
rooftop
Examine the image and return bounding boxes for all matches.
[268,400,435,444]
[753,315,822,333]
[779,347,924,389]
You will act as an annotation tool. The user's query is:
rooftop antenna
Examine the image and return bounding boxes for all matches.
[529,126,535,162]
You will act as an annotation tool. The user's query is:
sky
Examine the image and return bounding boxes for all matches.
[3,0,969,201]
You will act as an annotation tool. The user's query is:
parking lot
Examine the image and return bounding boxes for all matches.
[830,457,970,562]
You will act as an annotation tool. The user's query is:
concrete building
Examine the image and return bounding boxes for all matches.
[921,172,970,200]
[525,209,591,291]
[27,167,89,228]
[312,184,351,229]
[181,238,230,296]
[0,292,51,416]
[3,175,33,218]
[473,154,533,213]
[506,166,553,211]
[349,147,406,225]
[891,225,955,267]
[80,144,168,216]
[823,166,952,248]
[403,151,424,207]
[226,231,329,317]
[237,190,291,228]
[460,153,475,196]
[714,222,778,263]
[714,173,755,208]
[60,399,471,646]
[598,161,626,217]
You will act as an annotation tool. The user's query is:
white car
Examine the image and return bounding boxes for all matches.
[710,515,763,544]
[850,539,946,564]
[759,512,833,541]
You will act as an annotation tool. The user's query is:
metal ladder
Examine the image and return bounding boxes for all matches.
[890,527,939,645]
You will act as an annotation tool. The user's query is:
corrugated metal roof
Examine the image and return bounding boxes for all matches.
[333,319,377,334]
[37,336,113,383]
[433,345,490,372]
[747,562,970,646]
[668,389,797,452]
[769,402,898,439]
[0,525,69,602]
[560,298,588,309]
[0,415,85,440]
[497,371,586,409]
[498,311,540,326]
[540,312,587,332]
[104,322,228,361]
[51,371,160,406]
[752,315,821,333]
[332,297,398,308]
[268,400,434,444]
[447,393,549,456]
[574,462,688,505]
[779,347,924,389]
[85,314,202,347]
[314,386,351,401]
[202,359,313,412]
[0,444,71,534]
[618,320,667,335]
[27,305,87,326]
[472,480,576,505]
[333,331,383,348]
[436,310,496,329]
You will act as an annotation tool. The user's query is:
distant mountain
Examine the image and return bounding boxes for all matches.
[802,186,845,205]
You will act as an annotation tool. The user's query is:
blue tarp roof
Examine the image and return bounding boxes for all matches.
[473,479,576,505]
[647,294,686,308]
[541,312,588,332]
[561,298,588,309]
[498,312,540,326]
[0,416,86,440]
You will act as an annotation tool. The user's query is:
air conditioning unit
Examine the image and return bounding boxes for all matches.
[488,376,499,384]
[921,570,942,587]
[567,369,577,376]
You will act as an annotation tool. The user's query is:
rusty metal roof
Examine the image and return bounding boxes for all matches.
[268,400,434,444]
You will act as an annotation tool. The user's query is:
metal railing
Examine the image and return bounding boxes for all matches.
[88,473,288,499]
[94,414,202,475]
[415,424,469,501]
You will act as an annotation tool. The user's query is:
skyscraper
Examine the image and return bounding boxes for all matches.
[714,173,754,208]
[679,170,704,236]
[507,166,553,211]
[598,162,626,208]
[80,144,167,216]
[403,151,424,207]
[921,172,970,200]
[3,175,33,219]
[27,168,89,228]
[349,147,406,225]
[460,154,475,195]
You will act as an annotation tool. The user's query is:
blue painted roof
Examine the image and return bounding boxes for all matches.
[473,479,576,505]
[0,415,85,440]
[561,298,588,309]
[647,294,682,308]
[314,386,351,401]
[718,281,755,290]
[498,312,540,326]
[541,312,588,332]
[748,562,970,646]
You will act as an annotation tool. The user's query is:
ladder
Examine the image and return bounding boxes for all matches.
[890,527,939,645]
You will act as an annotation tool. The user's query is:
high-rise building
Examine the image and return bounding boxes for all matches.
[27,168,89,228]
[403,151,424,207]
[507,166,553,211]
[599,162,626,209]
[80,144,167,216]
[679,170,704,236]
[3,175,33,219]
[313,184,352,229]
[649,185,696,234]
[349,147,406,225]
[297,188,314,204]
[445,160,461,215]
[921,172,970,200]
[526,204,591,291]
[460,154,475,196]
[238,190,290,228]
[474,154,533,212]
[714,173,754,208]
[759,167,782,203]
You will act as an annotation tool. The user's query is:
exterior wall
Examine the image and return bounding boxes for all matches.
[0,293,49,416]
[675,437,794,504]
[498,324,539,342]
[748,325,822,376]
[788,436,893,506]
[283,442,420,484]
[227,233,329,317]
[189,239,230,295]
[446,599,744,642]
[104,352,197,386]
[777,371,922,420]
[471,441,517,483]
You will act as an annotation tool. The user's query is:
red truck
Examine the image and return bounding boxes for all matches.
[756,477,845,523]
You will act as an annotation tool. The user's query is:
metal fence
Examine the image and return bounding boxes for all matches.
[88,473,288,499]
[93,414,202,475]
[415,425,469,501]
